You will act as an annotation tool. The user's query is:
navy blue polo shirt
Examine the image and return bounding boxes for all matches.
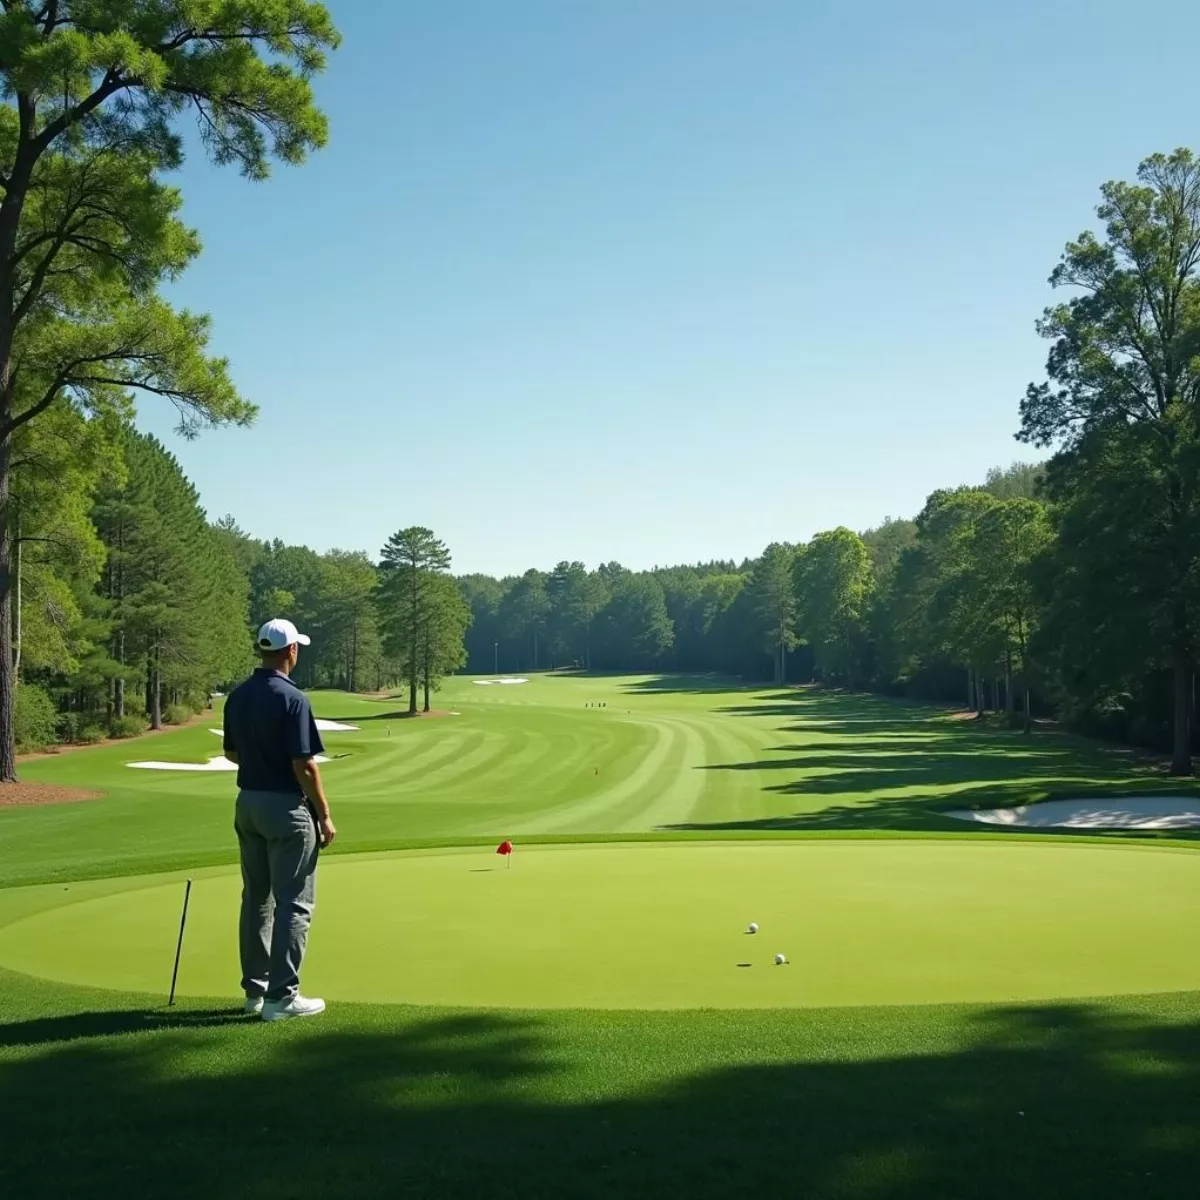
[223,669,325,795]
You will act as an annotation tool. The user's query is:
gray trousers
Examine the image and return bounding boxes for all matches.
[234,789,320,1003]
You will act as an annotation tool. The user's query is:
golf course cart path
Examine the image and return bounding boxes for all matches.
[949,796,1200,829]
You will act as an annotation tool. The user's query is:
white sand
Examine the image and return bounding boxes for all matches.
[473,678,529,686]
[948,796,1200,830]
[208,718,358,736]
[129,754,331,772]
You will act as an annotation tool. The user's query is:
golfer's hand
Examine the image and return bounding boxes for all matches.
[318,815,337,848]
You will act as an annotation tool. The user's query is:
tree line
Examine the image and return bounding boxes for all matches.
[452,163,1200,779]
[14,418,473,752]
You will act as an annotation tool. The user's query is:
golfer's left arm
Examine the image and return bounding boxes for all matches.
[288,698,334,846]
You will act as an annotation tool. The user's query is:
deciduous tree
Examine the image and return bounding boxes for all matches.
[1019,148,1200,774]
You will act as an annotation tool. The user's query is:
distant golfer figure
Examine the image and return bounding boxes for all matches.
[223,619,337,1022]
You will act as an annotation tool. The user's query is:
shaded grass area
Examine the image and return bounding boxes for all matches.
[674,688,1200,835]
[1,967,1197,1199]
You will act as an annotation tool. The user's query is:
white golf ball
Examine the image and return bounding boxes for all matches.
[775,953,787,966]
[748,922,758,934]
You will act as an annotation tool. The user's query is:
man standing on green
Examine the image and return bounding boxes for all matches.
[223,619,337,1022]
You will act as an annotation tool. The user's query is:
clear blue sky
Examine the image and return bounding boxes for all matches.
[140,0,1200,576]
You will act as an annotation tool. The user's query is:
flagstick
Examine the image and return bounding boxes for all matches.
[168,878,192,1007]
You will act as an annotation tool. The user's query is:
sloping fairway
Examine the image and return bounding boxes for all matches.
[2,677,1199,1198]
[3,842,1199,1008]
[3,674,1194,887]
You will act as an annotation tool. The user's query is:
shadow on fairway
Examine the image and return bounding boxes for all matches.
[678,686,1194,834]
[1,990,1197,1199]
[0,1005,249,1048]
[622,674,765,695]
[326,710,420,722]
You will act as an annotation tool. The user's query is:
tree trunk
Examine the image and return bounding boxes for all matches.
[1022,682,1032,735]
[115,631,125,720]
[0,434,16,781]
[11,510,20,679]
[149,646,163,731]
[1170,651,1193,776]
[991,676,1000,712]
[1005,650,1014,718]
[408,676,417,716]
[0,145,39,781]
[966,667,973,711]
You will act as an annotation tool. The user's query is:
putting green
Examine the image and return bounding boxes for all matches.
[2,841,1198,1009]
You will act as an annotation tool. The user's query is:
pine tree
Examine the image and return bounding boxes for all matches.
[94,430,250,729]
[376,528,453,716]
[417,575,471,712]
[748,544,798,685]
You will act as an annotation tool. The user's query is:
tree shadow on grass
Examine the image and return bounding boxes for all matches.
[666,787,1200,837]
[622,674,765,695]
[693,687,1198,834]
[0,1006,248,1048]
[326,710,416,722]
[1,990,1197,1199]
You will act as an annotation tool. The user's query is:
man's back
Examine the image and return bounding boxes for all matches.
[224,669,323,794]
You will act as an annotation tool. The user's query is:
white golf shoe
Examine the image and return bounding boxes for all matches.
[261,995,326,1022]
[244,997,264,1016]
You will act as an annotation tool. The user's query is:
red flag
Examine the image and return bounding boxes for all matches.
[496,840,513,856]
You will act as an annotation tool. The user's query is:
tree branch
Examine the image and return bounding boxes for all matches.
[32,71,126,155]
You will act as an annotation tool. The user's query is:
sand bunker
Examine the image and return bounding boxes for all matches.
[129,754,331,772]
[473,678,529,686]
[948,796,1200,830]
[207,718,358,736]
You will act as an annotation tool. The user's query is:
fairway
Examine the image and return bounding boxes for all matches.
[3,840,1199,1008]
[5,674,1196,889]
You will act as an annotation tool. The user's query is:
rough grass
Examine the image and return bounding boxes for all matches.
[1,968,1198,1199]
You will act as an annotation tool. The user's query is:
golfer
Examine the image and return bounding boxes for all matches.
[223,619,337,1022]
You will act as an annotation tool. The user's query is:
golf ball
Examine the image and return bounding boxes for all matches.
[775,953,787,966]
[748,922,758,934]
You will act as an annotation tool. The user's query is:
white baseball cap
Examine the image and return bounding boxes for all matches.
[257,618,311,651]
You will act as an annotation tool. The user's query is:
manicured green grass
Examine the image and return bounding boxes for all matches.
[1,967,1198,1199]
[1,676,1198,1198]
[4,674,1195,887]
[4,841,1200,1008]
